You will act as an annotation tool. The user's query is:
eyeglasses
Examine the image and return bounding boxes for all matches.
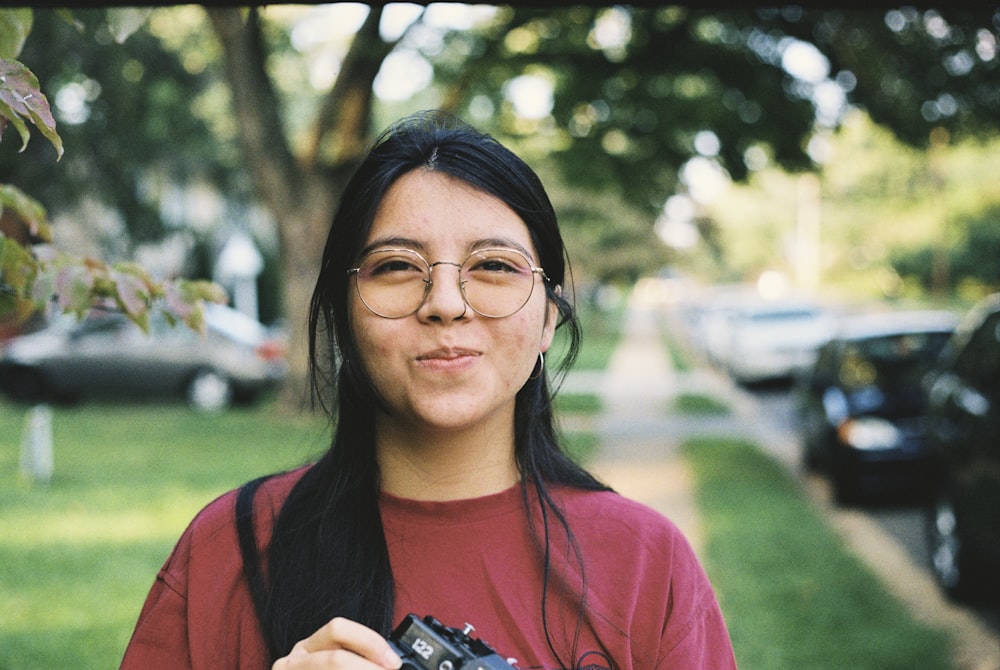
[347,247,548,319]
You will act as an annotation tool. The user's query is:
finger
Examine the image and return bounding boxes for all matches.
[297,617,402,668]
[274,648,395,670]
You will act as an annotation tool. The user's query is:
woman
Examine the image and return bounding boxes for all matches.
[121,111,736,670]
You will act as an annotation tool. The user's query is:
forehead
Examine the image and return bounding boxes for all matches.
[366,169,536,256]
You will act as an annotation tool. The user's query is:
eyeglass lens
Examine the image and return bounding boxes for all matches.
[354,248,540,318]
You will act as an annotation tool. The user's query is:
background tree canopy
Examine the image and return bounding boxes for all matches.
[1,5,997,406]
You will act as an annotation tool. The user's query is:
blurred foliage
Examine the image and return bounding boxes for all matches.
[776,8,1000,147]
[0,8,227,332]
[0,8,237,245]
[691,109,1000,303]
[432,7,999,211]
[427,6,999,303]
[891,204,1000,300]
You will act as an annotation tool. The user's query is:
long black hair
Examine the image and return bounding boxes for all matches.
[238,111,610,665]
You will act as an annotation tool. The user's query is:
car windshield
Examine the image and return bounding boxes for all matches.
[839,331,952,390]
[748,308,819,323]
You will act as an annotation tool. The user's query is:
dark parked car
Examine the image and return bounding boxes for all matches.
[923,293,1000,602]
[0,303,287,412]
[797,310,957,504]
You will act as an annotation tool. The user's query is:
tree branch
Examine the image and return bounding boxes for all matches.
[206,7,302,214]
[304,5,411,168]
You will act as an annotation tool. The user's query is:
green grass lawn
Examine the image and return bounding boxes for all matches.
[683,436,955,670]
[1,401,328,670]
[671,392,730,415]
[0,397,601,670]
[554,391,602,415]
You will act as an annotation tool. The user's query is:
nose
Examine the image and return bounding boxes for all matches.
[419,261,468,321]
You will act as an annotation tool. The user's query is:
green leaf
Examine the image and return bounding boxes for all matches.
[181,278,228,305]
[1,237,230,335]
[183,301,205,334]
[110,263,153,317]
[0,183,51,242]
[106,8,154,44]
[162,279,226,335]
[0,58,63,158]
[29,262,53,303]
[53,9,84,33]
[0,94,30,152]
[54,264,94,317]
[0,233,36,295]
[0,291,36,323]
[0,8,32,59]
[0,234,43,323]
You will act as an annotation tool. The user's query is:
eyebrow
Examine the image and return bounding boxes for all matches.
[360,236,425,257]
[361,236,536,261]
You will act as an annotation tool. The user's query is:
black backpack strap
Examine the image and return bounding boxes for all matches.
[236,475,272,633]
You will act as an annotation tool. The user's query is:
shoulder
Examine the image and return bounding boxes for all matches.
[153,465,313,601]
[182,465,311,550]
[545,485,710,600]
[552,486,688,553]
[548,487,735,666]
[123,468,311,667]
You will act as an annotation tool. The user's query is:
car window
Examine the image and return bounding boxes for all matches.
[858,331,950,365]
[73,314,129,339]
[748,309,819,323]
[811,341,840,385]
[955,311,1000,394]
[839,331,951,389]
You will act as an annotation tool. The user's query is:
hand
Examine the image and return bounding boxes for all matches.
[272,617,403,669]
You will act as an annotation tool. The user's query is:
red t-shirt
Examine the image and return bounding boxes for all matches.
[121,467,736,669]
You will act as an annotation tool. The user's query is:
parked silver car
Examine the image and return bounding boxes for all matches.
[0,303,287,412]
[720,298,836,385]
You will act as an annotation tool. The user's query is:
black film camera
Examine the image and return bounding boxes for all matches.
[388,614,516,670]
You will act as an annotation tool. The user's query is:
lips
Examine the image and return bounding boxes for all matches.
[416,347,481,362]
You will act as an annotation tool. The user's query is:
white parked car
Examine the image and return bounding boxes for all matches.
[721,298,836,384]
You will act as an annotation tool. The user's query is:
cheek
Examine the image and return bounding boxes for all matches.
[350,309,395,373]
[502,309,549,370]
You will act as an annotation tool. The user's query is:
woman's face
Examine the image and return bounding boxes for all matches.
[350,168,557,436]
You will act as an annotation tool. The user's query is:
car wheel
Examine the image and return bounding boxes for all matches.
[186,369,233,413]
[832,465,859,506]
[802,435,821,471]
[927,492,972,601]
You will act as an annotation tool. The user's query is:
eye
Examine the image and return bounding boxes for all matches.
[372,258,420,274]
[467,251,530,276]
[362,252,426,279]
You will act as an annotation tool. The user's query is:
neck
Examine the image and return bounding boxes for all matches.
[375,414,520,501]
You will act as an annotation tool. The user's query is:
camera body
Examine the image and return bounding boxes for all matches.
[388,614,515,670]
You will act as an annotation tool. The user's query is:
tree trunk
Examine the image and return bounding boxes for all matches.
[273,174,340,413]
[207,7,393,413]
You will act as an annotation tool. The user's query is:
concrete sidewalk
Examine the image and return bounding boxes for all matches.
[582,301,706,554]
[566,295,1000,670]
